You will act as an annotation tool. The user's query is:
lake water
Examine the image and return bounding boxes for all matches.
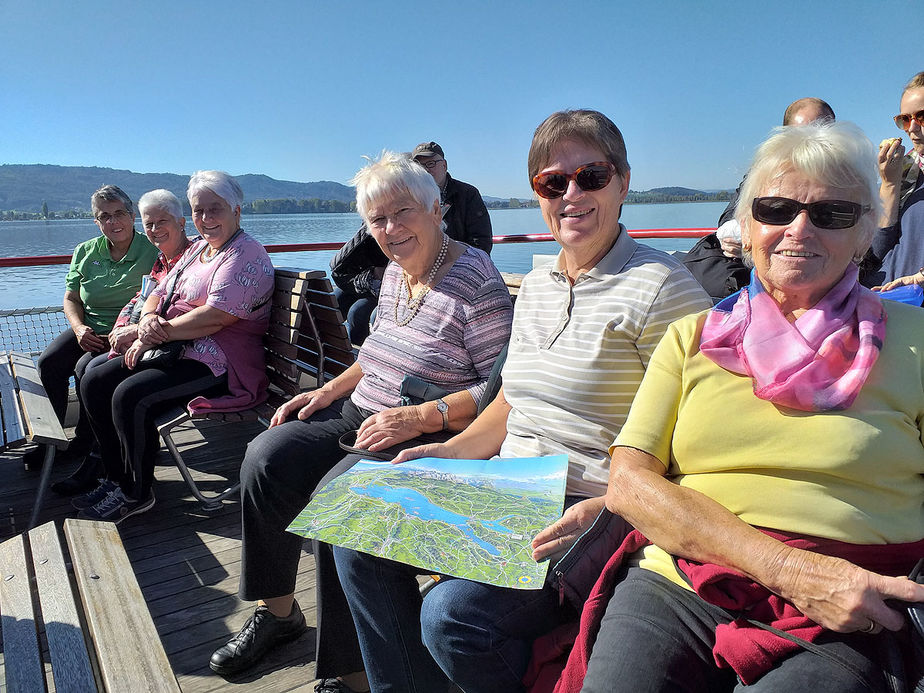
[0,202,725,309]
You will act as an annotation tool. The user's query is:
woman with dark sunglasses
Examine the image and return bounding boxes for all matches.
[547,121,924,692]
[866,71,924,289]
[329,109,711,692]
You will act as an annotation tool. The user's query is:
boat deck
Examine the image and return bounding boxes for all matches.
[0,418,324,692]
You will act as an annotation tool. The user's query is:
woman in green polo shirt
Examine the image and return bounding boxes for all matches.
[32,184,158,467]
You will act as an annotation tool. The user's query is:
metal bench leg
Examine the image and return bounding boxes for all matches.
[28,444,57,530]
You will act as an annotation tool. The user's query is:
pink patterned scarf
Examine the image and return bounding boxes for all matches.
[699,265,886,412]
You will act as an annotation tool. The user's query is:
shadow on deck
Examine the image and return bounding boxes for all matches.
[1,419,323,692]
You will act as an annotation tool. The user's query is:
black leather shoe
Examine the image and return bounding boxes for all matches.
[209,601,306,676]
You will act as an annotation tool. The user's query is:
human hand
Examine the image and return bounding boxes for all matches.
[392,441,458,465]
[879,138,906,187]
[269,388,335,427]
[873,270,924,292]
[354,405,428,452]
[138,314,170,345]
[123,339,153,370]
[108,325,139,353]
[774,548,924,634]
[74,324,107,352]
[531,496,606,563]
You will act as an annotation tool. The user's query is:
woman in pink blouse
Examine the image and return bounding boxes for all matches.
[76,171,275,523]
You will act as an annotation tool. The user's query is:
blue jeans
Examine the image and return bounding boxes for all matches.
[333,286,377,346]
[333,547,565,693]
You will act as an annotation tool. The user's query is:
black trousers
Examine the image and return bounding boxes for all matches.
[36,328,102,450]
[80,355,226,500]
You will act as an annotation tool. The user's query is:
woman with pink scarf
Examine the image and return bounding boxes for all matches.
[564,122,924,692]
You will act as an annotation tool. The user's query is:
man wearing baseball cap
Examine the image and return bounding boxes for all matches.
[411,141,493,253]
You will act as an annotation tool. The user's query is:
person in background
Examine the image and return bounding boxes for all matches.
[867,71,924,289]
[208,152,512,685]
[25,185,158,470]
[51,189,194,495]
[411,141,493,254]
[75,171,274,523]
[567,121,924,692]
[329,110,711,693]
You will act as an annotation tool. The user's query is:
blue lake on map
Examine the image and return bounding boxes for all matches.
[350,484,514,556]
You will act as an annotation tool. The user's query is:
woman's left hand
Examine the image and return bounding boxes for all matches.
[354,406,428,452]
[775,548,924,634]
[873,270,924,292]
[530,496,606,563]
[138,314,170,345]
[124,339,153,370]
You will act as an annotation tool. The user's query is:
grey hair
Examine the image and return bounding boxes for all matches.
[735,121,880,263]
[91,185,133,217]
[138,189,184,222]
[187,170,244,210]
[351,150,440,223]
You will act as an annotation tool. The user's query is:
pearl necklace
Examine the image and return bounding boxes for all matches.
[394,234,449,326]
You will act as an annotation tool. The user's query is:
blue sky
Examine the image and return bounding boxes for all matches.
[1,0,918,198]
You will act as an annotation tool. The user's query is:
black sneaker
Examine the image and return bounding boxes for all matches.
[209,601,307,676]
[314,679,360,693]
[77,487,155,524]
[71,479,118,510]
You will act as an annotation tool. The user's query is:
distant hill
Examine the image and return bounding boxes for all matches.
[0,164,355,213]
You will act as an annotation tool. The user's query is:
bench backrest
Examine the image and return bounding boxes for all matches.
[0,352,67,451]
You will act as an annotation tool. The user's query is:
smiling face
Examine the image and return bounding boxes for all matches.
[537,139,629,277]
[900,87,924,156]
[190,188,240,248]
[365,193,442,279]
[94,200,136,252]
[141,206,187,258]
[744,171,868,315]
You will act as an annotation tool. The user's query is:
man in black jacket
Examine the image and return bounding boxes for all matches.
[411,141,493,254]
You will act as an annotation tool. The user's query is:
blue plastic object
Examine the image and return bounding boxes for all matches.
[878,283,924,306]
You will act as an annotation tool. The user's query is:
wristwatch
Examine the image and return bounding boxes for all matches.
[435,398,449,431]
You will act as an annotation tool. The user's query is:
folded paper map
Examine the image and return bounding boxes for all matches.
[287,455,568,589]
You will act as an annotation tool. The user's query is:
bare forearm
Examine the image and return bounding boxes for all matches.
[161,305,238,340]
[62,292,87,332]
[320,361,364,400]
[879,182,901,228]
[441,387,511,459]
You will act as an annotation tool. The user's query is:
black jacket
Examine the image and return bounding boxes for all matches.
[329,224,386,295]
[443,174,493,254]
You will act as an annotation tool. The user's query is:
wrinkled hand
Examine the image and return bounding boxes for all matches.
[123,339,153,370]
[354,406,427,452]
[391,441,457,465]
[531,496,606,563]
[873,270,924,292]
[138,314,170,345]
[108,325,138,354]
[269,388,336,427]
[74,324,106,352]
[775,548,924,634]
[879,139,907,187]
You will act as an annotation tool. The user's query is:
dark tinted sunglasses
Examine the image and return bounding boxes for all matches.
[531,162,615,199]
[894,109,924,131]
[751,196,870,230]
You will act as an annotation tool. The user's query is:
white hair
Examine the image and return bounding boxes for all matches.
[187,170,244,210]
[351,150,440,223]
[138,189,184,221]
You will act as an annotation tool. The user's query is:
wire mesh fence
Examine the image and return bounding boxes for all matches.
[0,307,68,356]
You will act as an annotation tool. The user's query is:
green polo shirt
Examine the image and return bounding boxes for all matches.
[64,232,158,333]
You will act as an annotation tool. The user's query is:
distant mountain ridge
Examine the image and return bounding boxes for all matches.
[0,164,355,213]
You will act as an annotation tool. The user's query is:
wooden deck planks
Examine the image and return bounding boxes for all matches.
[0,417,328,692]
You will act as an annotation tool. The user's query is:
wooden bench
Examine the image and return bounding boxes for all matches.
[0,351,69,530]
[156,268,356,510]
[0,519,179,692]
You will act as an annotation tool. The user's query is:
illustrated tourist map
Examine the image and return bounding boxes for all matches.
[287,455,568,589]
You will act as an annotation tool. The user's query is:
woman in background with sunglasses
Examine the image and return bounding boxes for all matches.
[329,109,711,692]
[867,71,924,290]
[558,121,924,692]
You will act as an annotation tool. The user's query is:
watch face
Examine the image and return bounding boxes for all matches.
[436,400,449,412]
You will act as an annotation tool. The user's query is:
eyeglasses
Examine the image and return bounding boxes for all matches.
[416,158,445,170]
[531,162,615,199]
[95,209,131,224]
[751,197,870,230]
[894,109,924,131]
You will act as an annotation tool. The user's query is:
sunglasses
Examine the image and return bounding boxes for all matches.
[894,109,924,131]
[531,161,615,199]
[751,197,870,230]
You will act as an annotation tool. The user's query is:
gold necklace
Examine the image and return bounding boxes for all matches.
[393,234,449,326]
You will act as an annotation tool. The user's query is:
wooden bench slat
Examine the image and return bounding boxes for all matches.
[274,267,326,280]
[28,522,97,693]
[64,519,180,693]
[303,289,339,309]
[0,534,46,693]
[305,277,335,292]
[9,353,68,448]
[0,355,26,448]
[269,304,303,330]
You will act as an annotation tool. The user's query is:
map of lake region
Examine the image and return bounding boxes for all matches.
[287,455,568,590]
